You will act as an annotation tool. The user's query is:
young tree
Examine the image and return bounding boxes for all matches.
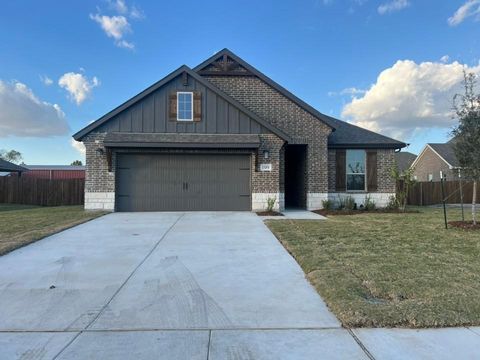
[391,166,416,212]
[452,71,480,225]
[0,149,23,164]
[71,160,83,166]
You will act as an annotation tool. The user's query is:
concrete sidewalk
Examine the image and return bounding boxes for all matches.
[1,212,479,359]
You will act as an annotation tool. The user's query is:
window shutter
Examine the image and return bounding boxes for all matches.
[193,91,202,122]
[336,150,346,191]
[168,92,177,121]
[366,151,378,192]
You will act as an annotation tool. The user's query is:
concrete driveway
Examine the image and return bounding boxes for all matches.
[2,212,480,359]
[0,212,363,359]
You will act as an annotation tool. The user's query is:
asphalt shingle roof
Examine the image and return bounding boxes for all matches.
[324,114,407,148]
[428,143,460,167]
[395,152,417,172]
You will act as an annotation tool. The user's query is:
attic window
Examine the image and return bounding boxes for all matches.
[177,92,193,121]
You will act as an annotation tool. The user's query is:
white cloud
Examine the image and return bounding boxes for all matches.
[111,0,128,14]
[329,87,367,97]
[440,55,450,63]
[70,138,86,155]
[40,75,53,86]
[91,1,144,49]
[89,13,131,41]
[341,60,480,141]
[58,72,100,105]
[0,80,69,137]
[378,0,410,14]
[448,0,480,26]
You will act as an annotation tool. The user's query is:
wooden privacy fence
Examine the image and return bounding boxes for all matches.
[0,177,84,206]
[401,180,480,206]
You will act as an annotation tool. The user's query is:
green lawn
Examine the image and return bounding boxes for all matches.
[266,207,480,328]
[0,204,106,256]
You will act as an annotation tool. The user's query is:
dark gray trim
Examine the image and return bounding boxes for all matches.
[72,65,291,142]
[328,144,405,150]
[194,49,338,131]
[105,142,260,149]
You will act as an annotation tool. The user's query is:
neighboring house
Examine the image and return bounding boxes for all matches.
[73,49,406,212]
[411,140,460,182]
[395,152,417,174]
[0,159,27,176]
[20,165,86,180]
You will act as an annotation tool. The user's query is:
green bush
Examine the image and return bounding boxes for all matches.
[266,197,276,212]
[364,195,376,211]
[322,199,334,210]
[386,195,400,210]
[344,196,356,211]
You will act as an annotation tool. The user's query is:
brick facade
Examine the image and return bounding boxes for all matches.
[412,146,457,182]
[204,76,332,200]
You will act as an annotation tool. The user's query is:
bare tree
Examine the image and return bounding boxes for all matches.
[452,71,480,225]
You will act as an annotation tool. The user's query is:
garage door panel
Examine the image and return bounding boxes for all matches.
[116,153,251,211]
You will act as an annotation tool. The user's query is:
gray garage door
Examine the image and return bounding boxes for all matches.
[116,153,251,211]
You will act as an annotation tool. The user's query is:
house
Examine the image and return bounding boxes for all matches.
[411,140,460,182]
[20,165,85,180]
[0,159,27,176]
[73,49,406,212]
[394,151,417,174]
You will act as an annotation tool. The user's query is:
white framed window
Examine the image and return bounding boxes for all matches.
[177,92,193,121]
[346,150,366,191]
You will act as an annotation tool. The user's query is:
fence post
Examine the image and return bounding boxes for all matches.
[440,172,448,229]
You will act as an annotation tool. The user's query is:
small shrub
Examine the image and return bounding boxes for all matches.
[337,196,346,210]
[322,199,334,210]
[364,195,376,211]
[386,195,400,210]
[266,197,276,212]
[344,196,356,211]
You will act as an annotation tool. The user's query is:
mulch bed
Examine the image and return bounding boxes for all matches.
[448,221,480,230]
[256,211,284,216]
[313,209,420,217]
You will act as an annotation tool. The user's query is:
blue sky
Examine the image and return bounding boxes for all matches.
[1,0,479,164]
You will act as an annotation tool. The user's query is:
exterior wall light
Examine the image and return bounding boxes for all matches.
[96,148,104,156]
[263,150,270,159]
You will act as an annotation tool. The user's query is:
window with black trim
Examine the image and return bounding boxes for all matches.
[346,150,366,191]
[177,92,193,121]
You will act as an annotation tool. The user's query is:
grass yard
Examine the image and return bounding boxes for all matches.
[0,204,106,256]
[266,207,480,328]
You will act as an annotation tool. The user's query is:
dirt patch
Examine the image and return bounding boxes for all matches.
[256,211,284,216]
[313,209,419,217]
[449,221,480,230]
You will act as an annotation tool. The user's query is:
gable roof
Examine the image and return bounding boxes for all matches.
[410,143,460,170]
[195,49,406,149]
[394,151,417,173]
[72,65,291,142]
[428,143,460,168]
[0,159,27,173]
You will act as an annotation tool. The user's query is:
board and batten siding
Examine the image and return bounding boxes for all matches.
[97,74,269,135]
